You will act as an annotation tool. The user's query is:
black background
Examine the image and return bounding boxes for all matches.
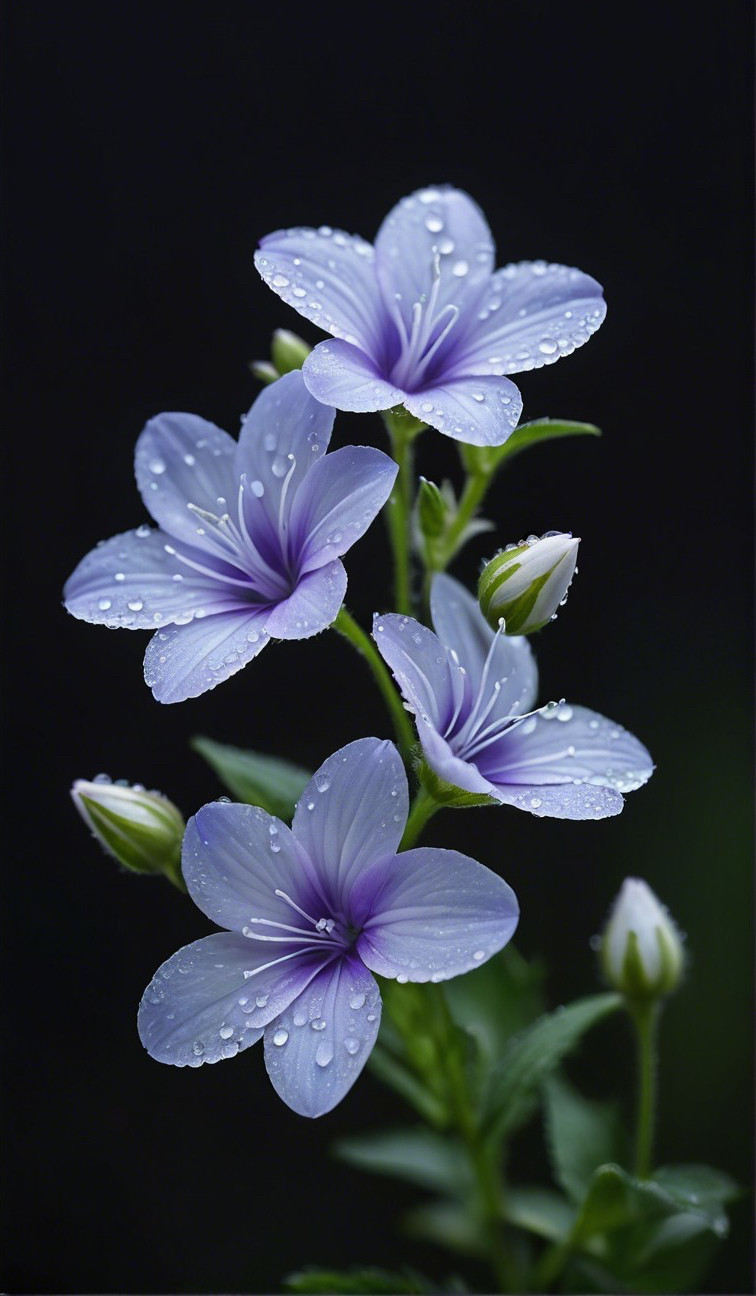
[2,3,753,1293]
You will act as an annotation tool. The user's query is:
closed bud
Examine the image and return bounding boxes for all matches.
[250,330,312,385]
[417,477,452,540]
[600,878,684,1001]
[71,777,185,887]
[478,531,579,634]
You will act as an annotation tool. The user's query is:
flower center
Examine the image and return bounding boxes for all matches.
[387,251,459,391]
[446,621,525,761]
[240,888,346,951]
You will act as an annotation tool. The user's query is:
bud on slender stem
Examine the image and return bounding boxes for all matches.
[71,777,185,888]
[478,532,579,634]
[600,877,684,1002]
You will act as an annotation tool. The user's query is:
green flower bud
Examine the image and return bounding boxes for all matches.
[600,878,684,1001]
[478,531,579,634]
[250,330,312,384]
[71,777,185,886]
[417,477,452,540]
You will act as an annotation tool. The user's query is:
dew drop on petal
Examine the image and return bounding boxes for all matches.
[219,1025,234,1040]
[315,1041,334,1067]
[272,1028,289,1046]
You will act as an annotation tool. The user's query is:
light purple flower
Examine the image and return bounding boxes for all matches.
[137,738,519,1117]
[63,372,397,704]
[373,575,654,820]
[254,185,606,447]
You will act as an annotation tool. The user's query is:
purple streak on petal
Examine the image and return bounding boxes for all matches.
[302,340,403,412]
[182,802,325,935]
[372,613,458,732]
[235,373,335,562]
[374,186,495,335]
[486,781,624,820]
[416,724,496,797]
[291,446,398,571]
[135,413,239,547]
[452,262,606,376]
[262,560,347,640]
[143,606,270,704]
[63,527,240,629]
[404,375,522,447]
[137,933,331,1066]
[254,228,385,353]
[263,955,381,1118]
[292,738,408,899]
[354,847,518,981]
[431,574,539,715]
[483,704,654,791]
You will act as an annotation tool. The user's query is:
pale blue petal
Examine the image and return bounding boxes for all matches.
[453,262,606,375]
[302,340,402,412]
[416,725,496,797]
[372,613,456,732]
[484,704,654,792]
[291,738,408,898]
[143,606,270,703]
[235,372,335,549]
[487,781,624,820]
[135,413,239,546]
[255,227,385,353]
[182,801,325,934]
[430,574,539,715]
[292,446,398,571]
[354,847,518,981]
[404,376,522,446]
[263,956,381,1117]
[63,527,238,629]
[137,933,328,1066]
[374,186,495,332]
[262,561,347,640]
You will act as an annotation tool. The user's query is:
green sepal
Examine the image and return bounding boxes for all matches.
[482,993,623,1142]
[416,476,451,539]
[383,406,427,440]
[191,736,310,820]
[418,761,496,809]
[460,418,601,478]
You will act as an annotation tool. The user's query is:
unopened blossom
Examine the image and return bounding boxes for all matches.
[255,185,606,446]
[478,532,580,634]
[72,775,184,880]
[373,574,653,820]
[601,878,684,1000]
[64,372,396,703]
[138,738,519,1117]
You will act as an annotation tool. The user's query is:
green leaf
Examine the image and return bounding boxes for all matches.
[460,419,601,477]
[404,1199,486,1258]
[503,1186,575,1242]
[191,737,310,819]
[543,1072,627,1203]
[650,1163,739,1223]
[284,1266,449,1293]
[482,993,622,1141]
[334,1127,471,1197]
[444,945,546,1076]
[367,1044,448,1127]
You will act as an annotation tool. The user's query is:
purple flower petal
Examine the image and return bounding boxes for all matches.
[431,574,538,714]
[135,413,239,548]
[143,606,271,704]
[484,704,654,791]
[291,446,398,572]
[486,781,624,820]
[63,527,240,629]
[235,372,335,551]
[374,186,495,329]
[291,738,408,897]
[403,375,523,446]
[452,262,606,376]
[262,560,347,640]
[255,228,385,353]
[138,933,331,1066]
[372,614,457,732]
[354,846,518,981]
[303,340,403,412]
[263,955,381,1118]
[182,802,325,935]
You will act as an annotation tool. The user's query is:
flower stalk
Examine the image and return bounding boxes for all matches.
[383,409,424,615]
[631,999,660,1179]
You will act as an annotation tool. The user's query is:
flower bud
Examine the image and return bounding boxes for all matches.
[600,878,684,1001]
[478,531,579,634]
[250,330,312,385]
[71,776,185,886]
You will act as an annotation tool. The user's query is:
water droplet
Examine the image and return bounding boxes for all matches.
[149,458,166,475]
[315,1041,333,1067]
[271,455,287,477]
[135,524,150,538]
[311,1018,326,1031]
[183,453,196,466]
[425,215,444,233]
[349,993,366,1010]
[219,1024,234,1040]
[557,704,573,722]
[530,796,543,808]
[97,598,112,611]
[192,1040,204,1056]
[473,950,485,961]
[255,993,269,1008]
[343,1037,360,1055]
[114,572,125,582]
[127,599,143,612]
[396,973,408,984]
[452,260,469,277]
[538,338,558,355]
[272,1028,289,1046]
[315,773,331,793]
[272,274,289,287]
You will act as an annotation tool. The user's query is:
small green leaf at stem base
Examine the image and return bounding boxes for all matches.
[191,736,310,820]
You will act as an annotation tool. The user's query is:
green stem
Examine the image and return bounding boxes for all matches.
[632,1000,660,1178]
[332,607,415,761]
[383,412,421,615]
[399,786,439,849]
[431,984,515,1293]
[422,469,492,608]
